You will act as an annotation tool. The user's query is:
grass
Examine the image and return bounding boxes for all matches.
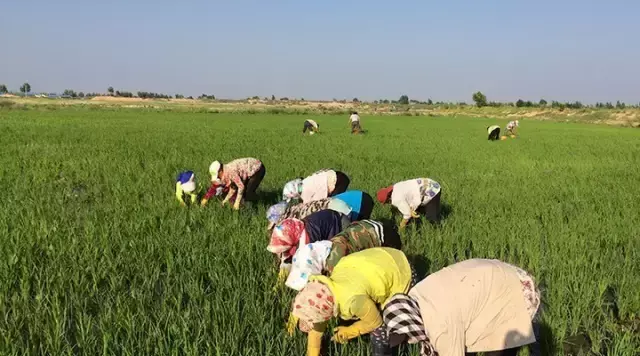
[0,107,638,355]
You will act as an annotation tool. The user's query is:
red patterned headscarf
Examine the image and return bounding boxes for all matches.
[267,218,308,261]
[291,281,337,331]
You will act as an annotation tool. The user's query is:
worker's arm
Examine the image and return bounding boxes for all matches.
[331,297,382,343]
[175,182,186,206]
[200,183,218,206]
[307,322,327,356]
[222,186,237,206]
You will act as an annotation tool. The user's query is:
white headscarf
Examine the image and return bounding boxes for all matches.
[285,241,333,291]
[209,161,221,180]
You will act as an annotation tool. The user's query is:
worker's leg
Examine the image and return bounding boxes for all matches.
[331,171,350,195]
[370,326,393,356]
[244,164,266,201]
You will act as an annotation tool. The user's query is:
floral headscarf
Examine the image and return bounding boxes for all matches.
[283,178,304,203]
[266,201,289,228]
[291,281,337,331]
[267,219,308,261]
[285,241,333,291]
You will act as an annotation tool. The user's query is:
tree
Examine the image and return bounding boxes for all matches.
[352,98,360,103]
[78,92,85,98]
[398,95,409,105]
[271,94,276,101]
[107,87,114,96]
[472,91,487,107]
[616,100,626,109]
[175,94,184,99]
[515,99,525,108]
[539,99,547,107]
[0,84,7,94]
[63,89,77,98]
[20,82,31,95]
[427,99,433,105]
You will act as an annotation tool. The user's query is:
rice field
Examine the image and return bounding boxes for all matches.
[0,107,638,355]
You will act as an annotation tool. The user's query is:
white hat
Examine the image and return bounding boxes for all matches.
[209,161,221,180]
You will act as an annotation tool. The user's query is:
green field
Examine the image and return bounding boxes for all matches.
[0,108,639,355]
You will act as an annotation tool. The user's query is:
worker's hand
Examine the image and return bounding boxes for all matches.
[179,201,186,207]
[399,219,409,230]
[233,201,241,210]
[221,199,229,207]
[200,198,208,207]
[410,210,420,219]
[331,326,360,344]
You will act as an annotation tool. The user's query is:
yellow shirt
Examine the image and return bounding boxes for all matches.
[310,247,412,321]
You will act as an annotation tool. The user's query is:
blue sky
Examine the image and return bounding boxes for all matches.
[1,1,638,103]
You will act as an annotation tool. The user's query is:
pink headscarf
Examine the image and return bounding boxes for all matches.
[267,218,308,261]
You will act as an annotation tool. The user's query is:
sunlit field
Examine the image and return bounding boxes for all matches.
[0,108,638,355]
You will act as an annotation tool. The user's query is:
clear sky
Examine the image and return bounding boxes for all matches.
[1,1,638,103]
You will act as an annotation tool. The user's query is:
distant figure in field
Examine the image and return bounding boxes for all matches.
[201,157,265,210]
[301,169,350,203]
[506,120,520,136]
[487,125,501,140]
[303,119,319,135]
[349,111,362,134]
[377,178,442,229]
[175,171,198,206]
[382,259,540,356]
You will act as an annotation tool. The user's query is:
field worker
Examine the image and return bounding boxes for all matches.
[282,178,304,203]
[290,248,417,356]
[382,259,540,356]
[303,119,320,135]
[506,120,519,136]
[333,190,375,221]
[267,197,352,230]
[349,111,362,134]
[285,219,402,291]
[175,171,198,206]
[203,157,266,210]
[377,178,442,229]
[267,209,351,266]
[301,169,350,203]
[487,125,501,141]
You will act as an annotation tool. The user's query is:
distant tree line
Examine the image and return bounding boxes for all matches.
[137,91,171,99]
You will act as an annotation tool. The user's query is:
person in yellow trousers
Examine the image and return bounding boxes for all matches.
[289,247,416,356]
[175,171,198,206]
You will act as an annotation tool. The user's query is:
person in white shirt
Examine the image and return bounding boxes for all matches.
[349,111,362,134]
[506,120,519,136]
[303,119,319,135]
[377,178,442,229]
[301,169,350,203]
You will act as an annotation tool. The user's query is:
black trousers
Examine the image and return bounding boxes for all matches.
[417,191,441,222]
[243,164,266,201]
[331,171,350,196]
[358,192,375,220]
[302,120,315,133]
[488,128,501,140]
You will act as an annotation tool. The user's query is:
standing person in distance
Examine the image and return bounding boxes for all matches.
[487,125,501,141]
[303,119,320,135]
[202,157,266,210]
[349,111,362,134]
[377,178,442,229]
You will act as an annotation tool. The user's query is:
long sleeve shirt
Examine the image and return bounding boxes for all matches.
[391,178,441,219]
[220,158,262,192]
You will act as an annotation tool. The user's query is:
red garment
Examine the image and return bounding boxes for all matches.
[203,182,236,202]
[377,186,394,203]
[221,158,262,191]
